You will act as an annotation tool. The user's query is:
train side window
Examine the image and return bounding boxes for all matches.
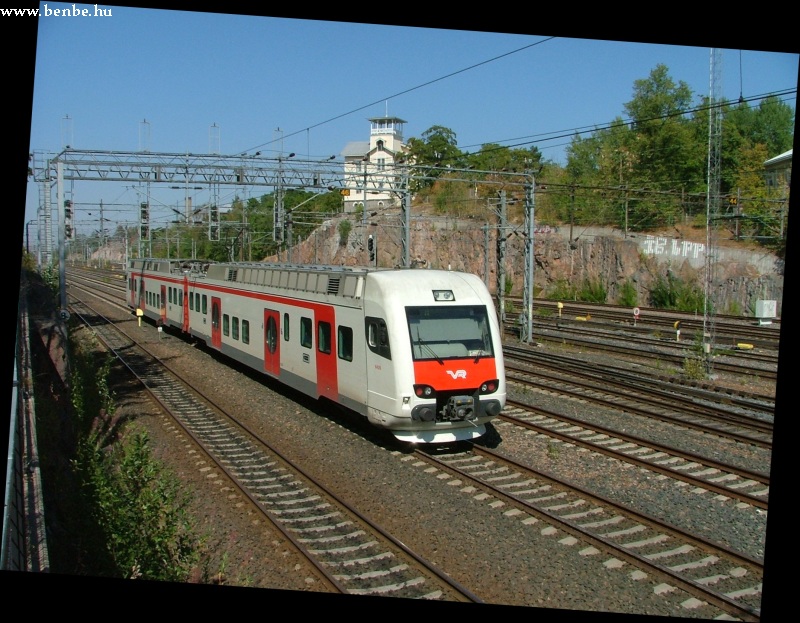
[202,295,207,315]
[195,293,200,312]
[365,317,391,360]
[223,314,230,337]
[179,290,183,307]
[242,319,250,345]
[300,317,312,348]
[338,326,353,362]
[189,293,194,311]
[211,302,219,329]
[283,313,290,341]
[318,321,331,355]
[232,317,239,340]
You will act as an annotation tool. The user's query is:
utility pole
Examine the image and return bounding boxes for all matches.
[703,48,723,375]
[522,172,535,344]
[496,190,507,323]
[401,180,411,268]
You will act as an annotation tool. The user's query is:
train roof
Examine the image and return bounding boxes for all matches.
[127,258,489,305]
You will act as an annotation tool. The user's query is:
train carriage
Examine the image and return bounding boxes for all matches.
[126,258,505,443]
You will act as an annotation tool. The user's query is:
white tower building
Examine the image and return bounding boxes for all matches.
[341,116,407,214]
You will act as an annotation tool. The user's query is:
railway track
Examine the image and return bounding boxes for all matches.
[499,398,769,510]
[503,297,782,348]
[65,293,482,603]
[505,322,779,381]
[504,346,775,448]
[413,443,763,621]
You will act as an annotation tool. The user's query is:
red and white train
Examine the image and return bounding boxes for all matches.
[126,258,506,443]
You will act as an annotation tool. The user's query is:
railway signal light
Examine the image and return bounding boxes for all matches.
[64,199,74,239]
[140,202,150,240]
[368,234,375,263]
[208,204,220,241]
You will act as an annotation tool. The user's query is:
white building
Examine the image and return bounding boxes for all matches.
[763,148,792,192]
[340,116,408,214]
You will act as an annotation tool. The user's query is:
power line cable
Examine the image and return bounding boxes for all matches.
[239,36,557,155]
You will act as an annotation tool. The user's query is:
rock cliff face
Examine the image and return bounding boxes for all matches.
[89,214,783,317]
[277,216,784,317]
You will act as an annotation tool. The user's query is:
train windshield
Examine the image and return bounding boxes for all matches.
[406,305,495,361]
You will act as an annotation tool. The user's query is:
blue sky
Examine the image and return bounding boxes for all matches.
[23,5,799,233]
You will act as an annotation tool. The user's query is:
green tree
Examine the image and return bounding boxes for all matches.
[406,125,463,190]
[749,95,795,156]
[623,65,702,229]
[564,64,726,232]
[465,143,542,173]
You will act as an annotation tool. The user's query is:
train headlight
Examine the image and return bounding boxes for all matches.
[414,384,436,398]
[479,379,499,394]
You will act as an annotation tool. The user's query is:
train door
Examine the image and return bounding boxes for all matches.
[315,305,338,401]
[264,308,280,377]
[211,296,222,349]
[160,285,167,326]
[182,276,190,333]
[137,278,145,310]
[363,306,398,418]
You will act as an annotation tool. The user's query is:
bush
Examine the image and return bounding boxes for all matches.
[577,279,606,303]
[91,430,202,581]
[649,273,705,313]
[68,330,203,581]
[546,279,577,301]
[337,219,352,247]
[617,280,638,307]
[683,356,706,380]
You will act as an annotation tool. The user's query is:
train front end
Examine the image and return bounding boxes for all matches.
[365,270,506,444]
